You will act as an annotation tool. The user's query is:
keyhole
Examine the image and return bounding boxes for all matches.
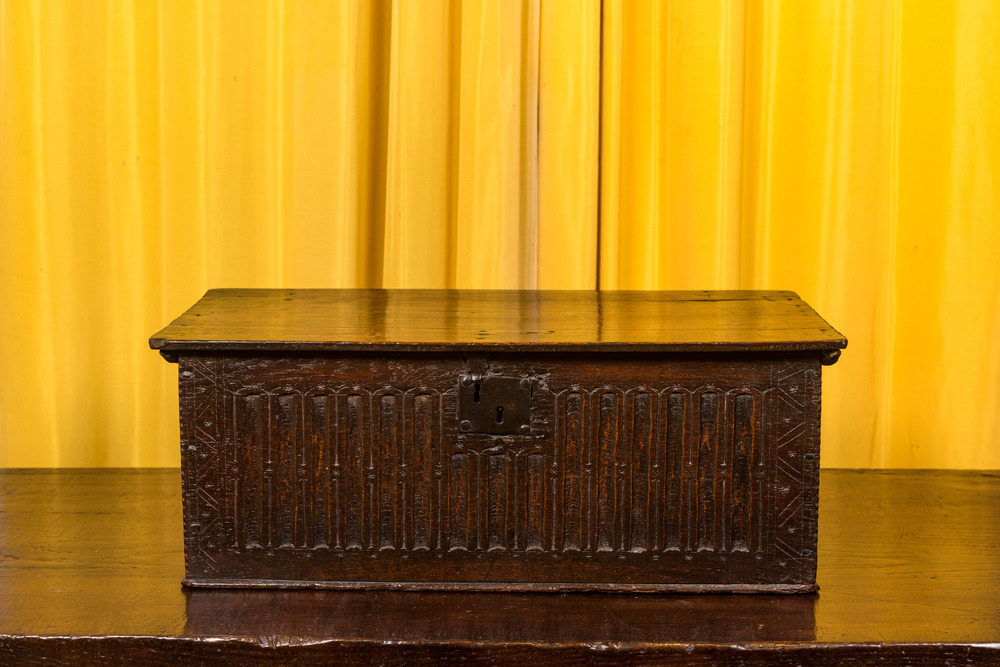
[473,382,480,403]
[495,406,504,423]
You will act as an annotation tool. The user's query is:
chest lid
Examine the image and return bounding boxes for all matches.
[149,289,846,356]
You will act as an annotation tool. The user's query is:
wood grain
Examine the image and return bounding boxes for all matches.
[150,289,846,591]
[149,289,847,353]
[1,469,998,664]
[173,352,824,591]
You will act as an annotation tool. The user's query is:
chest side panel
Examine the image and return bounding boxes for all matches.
[177,354,820,589]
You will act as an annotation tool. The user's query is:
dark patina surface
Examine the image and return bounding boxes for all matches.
[2,469,998,665]
[150,289,846,591]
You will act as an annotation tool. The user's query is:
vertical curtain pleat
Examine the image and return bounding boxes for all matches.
[286,1,366,287]
[600,1,746,289]
[454,0,536,289]
[1,0,998,469]
[947,1,1000,467]
[383,0,455,288]
[538,0,600,289]
[1,2,60,463]
[596,0,1000,469]
[738,1,904,468]
[384,0,538,289]
[890,0,1000,468]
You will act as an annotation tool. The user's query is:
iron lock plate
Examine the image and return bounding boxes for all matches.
[458,375,531,435]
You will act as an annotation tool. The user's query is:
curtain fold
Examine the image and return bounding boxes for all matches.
[599,0,747,290]
[1,0,998,468]
[538,0,600,289]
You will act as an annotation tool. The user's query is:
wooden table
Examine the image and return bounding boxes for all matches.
[1,469,997,665]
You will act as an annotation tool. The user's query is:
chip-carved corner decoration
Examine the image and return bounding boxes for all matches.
[178,355,225,574]
[771,361,821,564]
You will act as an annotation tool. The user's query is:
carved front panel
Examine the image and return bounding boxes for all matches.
[177,354,821,589]
[231,389,445,552]
[550,387,769,555]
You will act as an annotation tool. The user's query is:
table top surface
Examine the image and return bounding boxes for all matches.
[1,468,996,664]
[149,289,847,353]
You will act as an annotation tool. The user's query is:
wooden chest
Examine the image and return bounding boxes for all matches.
[150,289,846,593]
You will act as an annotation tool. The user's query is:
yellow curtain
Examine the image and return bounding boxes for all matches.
[1,0,998,469]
